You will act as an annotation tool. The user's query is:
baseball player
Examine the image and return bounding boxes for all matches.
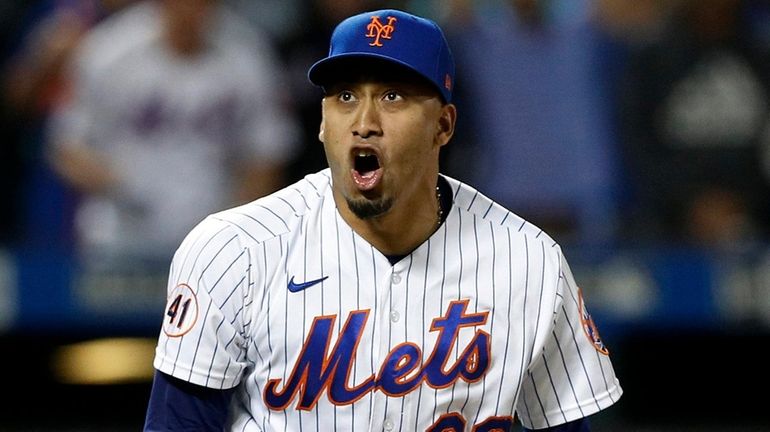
[144,9,623,431]
[48,0,298,266]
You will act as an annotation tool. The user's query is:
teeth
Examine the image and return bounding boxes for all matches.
[357,150,374,157]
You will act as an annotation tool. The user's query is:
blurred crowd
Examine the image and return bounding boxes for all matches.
[2,0,770,269]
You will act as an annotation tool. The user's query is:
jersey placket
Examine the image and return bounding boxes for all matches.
[367,258,412,431]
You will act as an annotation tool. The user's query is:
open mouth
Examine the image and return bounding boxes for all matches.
[355,151,380,174]
[351,149,382,190]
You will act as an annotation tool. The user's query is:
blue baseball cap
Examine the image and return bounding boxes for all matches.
[308,9,455,103]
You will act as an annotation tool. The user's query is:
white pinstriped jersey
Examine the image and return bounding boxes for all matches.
[50,1,298,260]
[152,169,622,431]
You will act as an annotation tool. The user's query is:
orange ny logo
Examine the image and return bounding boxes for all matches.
[366,15,397,47]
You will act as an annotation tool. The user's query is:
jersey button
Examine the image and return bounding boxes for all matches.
[383,418,394,431]
[390,310,400,323]
[391,273,402,284]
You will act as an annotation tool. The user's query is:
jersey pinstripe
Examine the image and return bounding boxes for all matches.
[152,169,622,431]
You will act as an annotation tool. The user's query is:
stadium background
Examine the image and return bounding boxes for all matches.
[2,0,770,430]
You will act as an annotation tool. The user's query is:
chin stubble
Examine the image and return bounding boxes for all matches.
[345,196,394,219]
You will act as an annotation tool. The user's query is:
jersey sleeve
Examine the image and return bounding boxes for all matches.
[152,216,255,390]
[516,248,622,429]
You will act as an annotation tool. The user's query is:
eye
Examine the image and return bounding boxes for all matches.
[338,90,355,102]
[383,90,402,102]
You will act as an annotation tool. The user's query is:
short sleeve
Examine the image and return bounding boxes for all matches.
[152,217,254,390]
[516,250,623,429]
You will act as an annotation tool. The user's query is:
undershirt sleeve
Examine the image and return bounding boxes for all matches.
[523,417,590,432]
[144,369,236,431]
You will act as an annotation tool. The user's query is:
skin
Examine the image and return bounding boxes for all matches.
[160,0,218,57]
[319,67,457,255]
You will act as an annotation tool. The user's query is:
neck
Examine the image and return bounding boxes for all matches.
[336,179,444,256]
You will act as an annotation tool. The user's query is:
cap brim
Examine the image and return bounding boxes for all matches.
[308,53,446,101]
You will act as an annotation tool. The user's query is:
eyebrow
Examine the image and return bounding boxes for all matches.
[324,78,439,97]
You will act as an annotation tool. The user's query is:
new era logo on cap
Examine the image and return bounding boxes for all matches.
[308,9,455,103]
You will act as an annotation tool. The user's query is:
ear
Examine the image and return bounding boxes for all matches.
[435,103,456,148]
[318,100,326,143]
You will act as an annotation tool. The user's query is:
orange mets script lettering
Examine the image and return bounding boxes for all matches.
[366,15,397,47]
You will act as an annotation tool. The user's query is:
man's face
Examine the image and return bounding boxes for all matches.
[319,66,453,220]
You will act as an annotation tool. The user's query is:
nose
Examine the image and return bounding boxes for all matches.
[352,97,382,139]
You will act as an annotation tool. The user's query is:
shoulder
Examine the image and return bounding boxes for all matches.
[205,170,332,244]
[444,175,559,247]
[208,5,279,70]
[443,175,565,279]
[74,1,159,75]
[211,5,267,46]
[170,171,332,267]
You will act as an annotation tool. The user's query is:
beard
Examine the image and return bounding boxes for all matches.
[345,196,394,219]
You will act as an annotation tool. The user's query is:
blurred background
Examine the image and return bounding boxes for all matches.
[1,0,770,430]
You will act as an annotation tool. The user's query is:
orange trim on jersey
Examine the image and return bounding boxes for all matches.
[429,412,467,432]
[375,341,423,397]
[264,309,375,411]
[327,310,376,408]
[471,415,515,431]
[263,313,339,411]
[423,299,490,389]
